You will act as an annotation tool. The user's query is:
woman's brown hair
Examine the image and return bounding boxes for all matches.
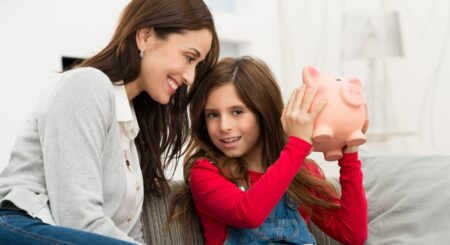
[170,56,338,222]
[78,0,219,197]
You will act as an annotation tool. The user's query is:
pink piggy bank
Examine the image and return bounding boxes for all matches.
[302,67,367,161]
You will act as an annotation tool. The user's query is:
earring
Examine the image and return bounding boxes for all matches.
[139,49,145,58]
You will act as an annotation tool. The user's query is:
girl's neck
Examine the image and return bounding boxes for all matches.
[242,140,264,173]
[244,153,264,173]
[246,163,265,173]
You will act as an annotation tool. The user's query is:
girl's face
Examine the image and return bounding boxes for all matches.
[204,83,263,165]
[137,28,212,104]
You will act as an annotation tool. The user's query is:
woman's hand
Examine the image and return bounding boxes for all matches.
[343,104,369,153]
[281,85,327,144]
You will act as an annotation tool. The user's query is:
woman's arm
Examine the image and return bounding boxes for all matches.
[39,68,138,243]
[129,219,144,243]
[190,137,311,229]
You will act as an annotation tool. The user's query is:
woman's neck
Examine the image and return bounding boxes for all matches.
[124,78,144,101]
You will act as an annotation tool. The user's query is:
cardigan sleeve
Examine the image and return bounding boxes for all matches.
[190,137,312,229]
[38,68,139,244]
[310,152,368,245]
[129,218,144,244]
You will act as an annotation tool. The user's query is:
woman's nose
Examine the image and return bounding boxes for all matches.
[182,65,196,85]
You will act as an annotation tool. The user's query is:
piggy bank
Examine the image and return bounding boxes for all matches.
[302,67,367,161]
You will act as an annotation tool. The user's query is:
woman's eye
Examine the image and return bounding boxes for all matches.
[186,56,195,64]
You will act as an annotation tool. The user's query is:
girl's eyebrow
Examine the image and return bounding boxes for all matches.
[204,105,246,112]
[230,105,246,110]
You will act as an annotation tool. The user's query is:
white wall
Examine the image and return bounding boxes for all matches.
[0,0,131,171]
[273,0,450,176]
[1,0,449,178]
[276,0,450,157]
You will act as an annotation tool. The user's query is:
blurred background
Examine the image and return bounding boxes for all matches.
[1,0,449,178]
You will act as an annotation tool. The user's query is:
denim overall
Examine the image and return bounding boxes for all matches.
[224,195,317,245]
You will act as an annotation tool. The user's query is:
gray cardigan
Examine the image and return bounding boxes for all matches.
[0,67,143,244]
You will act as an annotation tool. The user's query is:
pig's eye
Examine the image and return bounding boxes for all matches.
[336,78,342,82]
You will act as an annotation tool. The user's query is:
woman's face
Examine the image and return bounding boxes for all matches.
[204,83,263,165]
[137,28,212,104]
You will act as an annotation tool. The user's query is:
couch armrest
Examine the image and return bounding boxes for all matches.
[141,181,204,245]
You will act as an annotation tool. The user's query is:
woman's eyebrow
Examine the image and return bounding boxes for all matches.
[189,48,201,58]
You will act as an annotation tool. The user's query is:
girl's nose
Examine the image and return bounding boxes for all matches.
[219,115,232,132]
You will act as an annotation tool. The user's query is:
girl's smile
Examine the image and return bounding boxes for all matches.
[219,136,241,148]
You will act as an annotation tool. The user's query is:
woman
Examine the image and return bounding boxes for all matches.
[0,0,219,244]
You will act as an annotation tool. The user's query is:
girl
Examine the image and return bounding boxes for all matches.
[0,0,218,244]
[171,57,367,244]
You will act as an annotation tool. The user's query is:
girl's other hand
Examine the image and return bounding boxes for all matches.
[281,85,327,144]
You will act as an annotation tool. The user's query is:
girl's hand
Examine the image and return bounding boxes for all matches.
[281,85,327,144]
[343,104,369,153]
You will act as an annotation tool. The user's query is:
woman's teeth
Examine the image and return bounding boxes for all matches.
[168,78,178,90]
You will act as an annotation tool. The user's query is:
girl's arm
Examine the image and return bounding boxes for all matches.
[313,107,369,245]
[310,152,368,245]
[190,137,311,229]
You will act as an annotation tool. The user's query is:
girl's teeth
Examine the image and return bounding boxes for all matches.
[222,137,239,143]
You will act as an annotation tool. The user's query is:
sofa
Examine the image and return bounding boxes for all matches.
[140,151,450,244]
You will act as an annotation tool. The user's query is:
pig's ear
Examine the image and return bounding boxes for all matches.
[302,66,320,86]
[349,78,362,87]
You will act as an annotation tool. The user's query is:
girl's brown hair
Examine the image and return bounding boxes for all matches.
[78,0,219,197]
[170,56,338,223]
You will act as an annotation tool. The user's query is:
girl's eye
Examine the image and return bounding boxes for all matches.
[205,112,218,119]
[233,109,244,116]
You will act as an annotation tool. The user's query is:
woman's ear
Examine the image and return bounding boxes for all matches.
[136,27,154,50]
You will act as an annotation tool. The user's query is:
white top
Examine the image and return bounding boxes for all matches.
[112,84,144,234]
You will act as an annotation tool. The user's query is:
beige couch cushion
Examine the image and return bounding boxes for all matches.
[361,151,450,244]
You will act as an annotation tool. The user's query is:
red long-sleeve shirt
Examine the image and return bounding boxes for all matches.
[190,137,367,245]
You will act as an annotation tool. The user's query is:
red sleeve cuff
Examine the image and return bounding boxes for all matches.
[287,136,312,151]
[341,151,358,160]
[339,152,360,167]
